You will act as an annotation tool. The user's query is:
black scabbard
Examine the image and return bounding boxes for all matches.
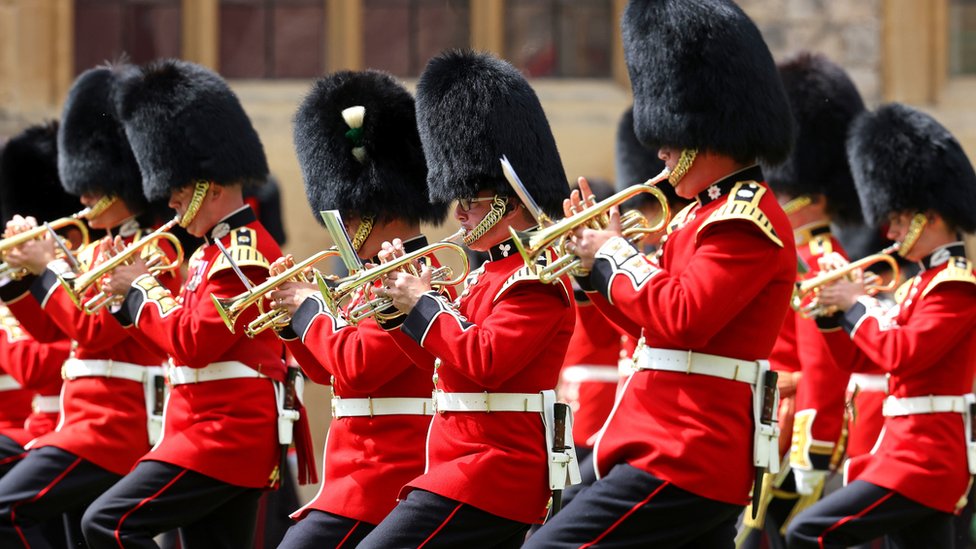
[549,402,569,519]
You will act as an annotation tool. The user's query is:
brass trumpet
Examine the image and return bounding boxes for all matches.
[509,169,672,284]
[212,249,340,337]
[60,217,185,313]
[792,244,901,318]
[0,209,92,279]
[315,230,469,325]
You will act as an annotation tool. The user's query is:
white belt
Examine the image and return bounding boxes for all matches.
[433,390,544,413]
[331,397,434,418]
[0,375,20,391]
[882,395,969,417]
[633,347,761,385]
[167,361,266,386]
[32,395,60,414]
[62,358,150,383]
[848,374,888,393]
[561,365,620,384]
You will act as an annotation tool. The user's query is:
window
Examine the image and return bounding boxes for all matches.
[504,0,612,78]
[74,0,182,75]
[363,0,470,77]
[950,0,976,75]
[219,0,326,79]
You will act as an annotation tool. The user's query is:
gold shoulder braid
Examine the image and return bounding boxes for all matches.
[666,202,698,235]
[208,228,269,280]
[922,256,976,298]
[697,181,783,247]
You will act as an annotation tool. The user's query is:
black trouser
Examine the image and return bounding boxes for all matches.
[0,434,27,477]
[738,469,804,549]
[525,463,743,548]
[0,445,121,548]
[356,489,530,549]
[278,509,376,549]
[82,459,261,549]
[786,480,953,548]
[525,446,596,542]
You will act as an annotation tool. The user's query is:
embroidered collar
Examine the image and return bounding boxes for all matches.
[366,234,428,264]
[695,165,764,206]
[116,217,141,238]
[204,205,256,244]
[794,221,832,245]
[919,241,965,271]
[488,237,519,261]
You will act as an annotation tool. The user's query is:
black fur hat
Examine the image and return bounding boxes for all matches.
[415,49,568,218]
[58,65,147,214]
[764,52,865,225]
[622,0,794,165]
[0,122,81,226]
[847,103,976,232]
[615,106,682,209]
[294,70,447,226]
[114,59,268,201]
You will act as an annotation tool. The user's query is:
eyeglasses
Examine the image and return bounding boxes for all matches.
[457,196,497,212]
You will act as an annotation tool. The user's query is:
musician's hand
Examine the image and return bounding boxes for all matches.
[100,238,150,296]
[3,217,57,275]
[268,281,318,316]
[3,215,38,238]
[564,206,623,271]
[268,255,296,277]
[816,274,865,313]
[377,264,432,314]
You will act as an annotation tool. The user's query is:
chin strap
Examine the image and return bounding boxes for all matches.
[462,196,508,246]
[84,195,119,220]
[898,213,928,258]
[782,195,812,216]
[668,148,698,187]
[179,181,211,228]
[351,216,374,252]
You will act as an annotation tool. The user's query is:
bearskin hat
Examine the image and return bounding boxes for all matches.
[294,70,447,226]
[0,122,81,226]
[622,0,794,165]
[58,65,147,214]
[764,52,865,225]
[114,59,268,201]
[847,103,976,232]
[615,106,681,209]
[415,49,568,218]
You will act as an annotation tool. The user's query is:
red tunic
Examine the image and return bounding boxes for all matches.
[284,235,438,526]
[789,229,855,472]
[560,297,624,448]
[118,207,286,488]
[823,243,976,513]
[384,241,575,524]
[3,227,179,475]
[583,168,796,506]
[0,304,67,445]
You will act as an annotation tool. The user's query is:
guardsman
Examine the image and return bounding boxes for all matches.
[83,59,286,548]
[786,104,976,547]
[526,0,797,546]
[362,49,575,547]
[266,70,450,548]
[739,52,868,546]
[0,66,179,548]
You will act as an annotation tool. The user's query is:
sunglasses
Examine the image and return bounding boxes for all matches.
[457,196,497,212]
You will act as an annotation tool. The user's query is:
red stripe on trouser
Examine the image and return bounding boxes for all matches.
[336,520,362,549]
[10,457,83,548]
[0,453,26,467]
[417,503,464,549]
[580,481,671,549]
[114,470,188,549]
[818,491,895,549]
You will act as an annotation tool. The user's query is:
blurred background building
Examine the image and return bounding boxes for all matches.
[1,0,974,500]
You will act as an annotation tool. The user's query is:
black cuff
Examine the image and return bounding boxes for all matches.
[574,273,595,294]
[588,257,615,301]
[29,269,62,307]
[809,453,832,471]
[402,292,449,346]
[815,312,842,331]
[115,286,145,328]
[375,305,407,331]
[840,301,867,335]
[289,294,327,342]
[0,274,37,302]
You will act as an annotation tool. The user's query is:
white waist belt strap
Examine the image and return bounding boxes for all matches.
[633,347,762,385]
[168,361,266,386]
[561,365,621,384]
[32,395,60,414]
[62,358,149,383]
[0,375,20,391]
[883,395,969,416]
[433,391,544,413]
[332,397,434,418]
[848,374,888,393]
